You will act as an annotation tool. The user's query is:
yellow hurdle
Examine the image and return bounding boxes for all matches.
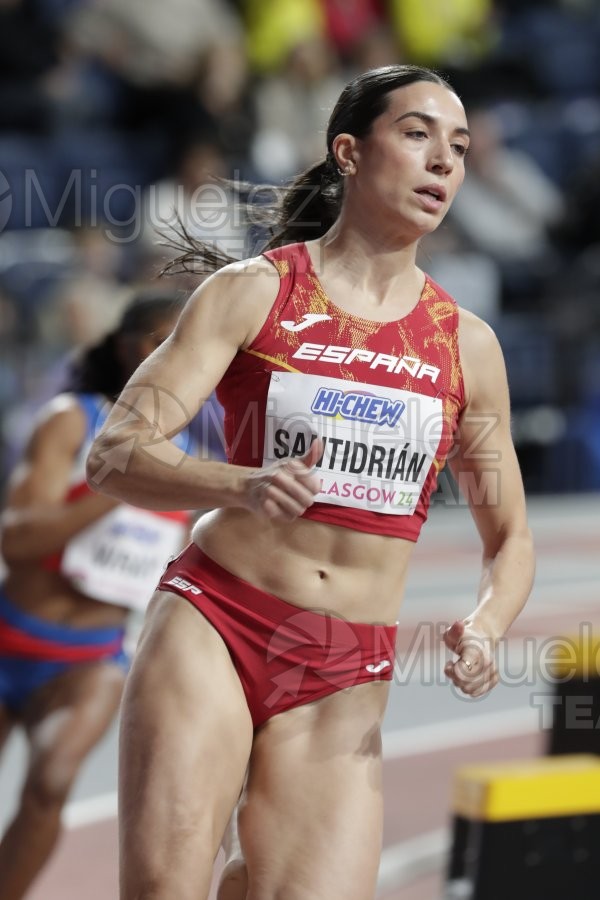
[445,754,600,899]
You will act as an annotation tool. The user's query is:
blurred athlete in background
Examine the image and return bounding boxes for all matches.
[0,290,193,900]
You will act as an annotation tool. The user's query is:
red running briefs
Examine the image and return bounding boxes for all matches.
[157,544,398,729]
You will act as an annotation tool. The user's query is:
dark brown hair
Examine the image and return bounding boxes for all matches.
[163,65,455,276]
[66,289,183,399]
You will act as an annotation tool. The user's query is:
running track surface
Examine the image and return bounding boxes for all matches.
[1,495,598,899]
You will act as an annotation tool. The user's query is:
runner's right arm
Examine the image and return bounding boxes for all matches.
[87,261,321,521]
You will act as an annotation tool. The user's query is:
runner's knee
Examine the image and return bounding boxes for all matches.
[23,751,81,810]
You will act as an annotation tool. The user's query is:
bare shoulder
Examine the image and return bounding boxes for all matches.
[457,306,502,359]
[457,307,508,408]
[180,254,280,348]
[29,394,87,451]
[5,395,87,498]
[458,307,503,367]
[204,253,279,290]
[34,393,86,442]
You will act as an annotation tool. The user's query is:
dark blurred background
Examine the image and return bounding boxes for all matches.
[1,0,599,495]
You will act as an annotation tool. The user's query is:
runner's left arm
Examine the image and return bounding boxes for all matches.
[444,309,535,696]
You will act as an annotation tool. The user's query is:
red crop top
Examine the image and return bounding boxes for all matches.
[216,242,465,541]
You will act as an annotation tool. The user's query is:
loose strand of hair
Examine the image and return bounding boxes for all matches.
[159,164,341,276]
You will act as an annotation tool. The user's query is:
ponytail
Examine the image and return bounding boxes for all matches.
[263,156,343,250]
[161,65,457,278]
[160,158,344,277]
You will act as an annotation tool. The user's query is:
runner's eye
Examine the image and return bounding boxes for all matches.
[452,144,469,157]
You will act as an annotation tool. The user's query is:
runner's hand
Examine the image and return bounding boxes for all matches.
[244,438,323,521]
[443,619,499,698]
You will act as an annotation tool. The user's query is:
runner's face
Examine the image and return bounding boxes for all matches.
[347,81,470,238]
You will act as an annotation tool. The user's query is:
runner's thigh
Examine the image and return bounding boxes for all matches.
[119,591,253,900]
[22,661,125,786]
[240,681,389,900]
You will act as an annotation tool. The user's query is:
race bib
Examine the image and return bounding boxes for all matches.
[263,372,443,516]
[61,506,187,610]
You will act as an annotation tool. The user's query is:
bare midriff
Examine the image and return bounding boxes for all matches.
[192,509,415,625]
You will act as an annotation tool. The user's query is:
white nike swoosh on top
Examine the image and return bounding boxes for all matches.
[280,314,332,332]
[366,660,391,674]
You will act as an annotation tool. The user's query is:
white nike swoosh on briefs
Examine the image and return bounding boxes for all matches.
[280,314,332,332]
